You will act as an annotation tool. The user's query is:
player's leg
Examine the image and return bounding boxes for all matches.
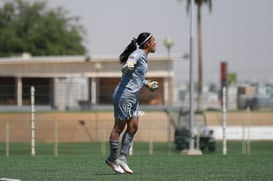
[118,117,139,174]
[106,120,126,174]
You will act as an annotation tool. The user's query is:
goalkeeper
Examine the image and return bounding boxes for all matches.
[106,32,159,174]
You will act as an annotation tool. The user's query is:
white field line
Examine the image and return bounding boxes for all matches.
[0,178,21,181]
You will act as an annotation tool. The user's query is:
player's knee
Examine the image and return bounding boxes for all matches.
[128,124,138,135]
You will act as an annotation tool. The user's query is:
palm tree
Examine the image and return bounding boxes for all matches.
[186,0,212,110]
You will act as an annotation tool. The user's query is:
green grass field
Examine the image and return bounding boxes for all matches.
[0,141,273,181]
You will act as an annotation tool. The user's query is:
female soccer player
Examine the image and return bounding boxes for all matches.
[106,32,159,174]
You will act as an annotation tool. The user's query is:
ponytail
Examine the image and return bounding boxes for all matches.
[119,38,137,64]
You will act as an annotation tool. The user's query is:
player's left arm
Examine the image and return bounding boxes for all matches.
[143,80,159,92]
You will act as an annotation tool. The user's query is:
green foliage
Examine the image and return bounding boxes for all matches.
[0,0,86,57]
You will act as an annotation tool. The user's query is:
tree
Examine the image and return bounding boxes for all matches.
[0,0,87,57]
[186,0,212,110]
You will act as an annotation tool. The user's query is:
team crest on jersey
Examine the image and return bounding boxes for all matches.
[123,102,132,117]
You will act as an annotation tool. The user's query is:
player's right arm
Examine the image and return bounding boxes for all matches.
[122,52,138,73]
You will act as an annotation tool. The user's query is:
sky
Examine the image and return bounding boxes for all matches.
[32,0,273,85]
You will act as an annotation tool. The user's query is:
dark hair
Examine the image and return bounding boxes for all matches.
[119,32,151,64]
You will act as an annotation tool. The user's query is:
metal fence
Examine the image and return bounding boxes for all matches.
[0,82,273,156]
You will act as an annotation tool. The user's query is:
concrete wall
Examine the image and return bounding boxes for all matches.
[0,111,272,143]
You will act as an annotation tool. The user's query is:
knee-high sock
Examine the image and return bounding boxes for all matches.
[108,140,119,161]
[120,132,134,159]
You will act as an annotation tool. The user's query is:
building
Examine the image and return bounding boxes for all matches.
[0,55,174,110]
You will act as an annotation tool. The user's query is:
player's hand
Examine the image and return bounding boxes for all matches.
[146,80,159,92]
[125,61,136,72]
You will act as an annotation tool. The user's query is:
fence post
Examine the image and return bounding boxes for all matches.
[5,121,9,157]
[222,86,227,155]
[54,121,59,156]
[31,86,36,156]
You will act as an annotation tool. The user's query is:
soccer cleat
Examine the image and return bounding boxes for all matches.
[105,159,125,174]
[118,158,133,174]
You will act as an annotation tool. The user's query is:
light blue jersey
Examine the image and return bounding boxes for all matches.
[113,49,148,120]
